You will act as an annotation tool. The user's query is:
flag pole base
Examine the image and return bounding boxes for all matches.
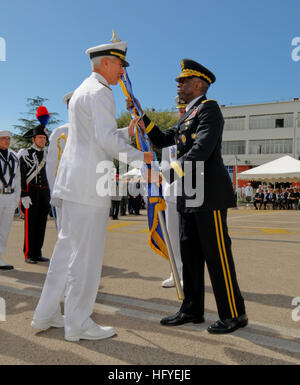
[158,210,184,301]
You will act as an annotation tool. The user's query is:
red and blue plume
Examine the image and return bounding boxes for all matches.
[36,106,50,127]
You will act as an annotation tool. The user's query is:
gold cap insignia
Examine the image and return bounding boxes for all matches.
[111,30,122,43]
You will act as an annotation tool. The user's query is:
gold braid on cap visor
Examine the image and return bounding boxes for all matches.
[179,69,212,84]
[110,51,126,60]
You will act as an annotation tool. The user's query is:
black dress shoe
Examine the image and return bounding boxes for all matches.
[0,265,14,270]
[25,258,38,264]
[160,312,204,326]
[207,314,248,334]
[36,256,50,262]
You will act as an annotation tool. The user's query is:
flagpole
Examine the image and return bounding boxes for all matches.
[118,65,184,300]
[157,210,184,300]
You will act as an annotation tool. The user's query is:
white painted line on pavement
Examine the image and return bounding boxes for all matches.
[1,283,299,357]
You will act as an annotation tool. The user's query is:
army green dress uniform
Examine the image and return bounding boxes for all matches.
[140,60,247,333]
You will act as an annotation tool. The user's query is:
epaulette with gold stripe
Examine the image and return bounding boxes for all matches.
[98,81,112,91]
[201,99,216,104]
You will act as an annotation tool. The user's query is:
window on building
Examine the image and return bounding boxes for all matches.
[248,139,293,154]
[222,141,246,155]
[225,166,234,183]
[249,114,293,129]
[275,119,284,128]
[224,116,245,131]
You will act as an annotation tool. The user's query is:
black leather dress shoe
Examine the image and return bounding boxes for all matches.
[0,265,14,270]
[25,258,38,264]
[36,256,50,262]
[207,314,248,334]
[160,312,204,326]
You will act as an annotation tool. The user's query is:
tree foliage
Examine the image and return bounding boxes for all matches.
[117,108,179,161]
[12,96,62,151]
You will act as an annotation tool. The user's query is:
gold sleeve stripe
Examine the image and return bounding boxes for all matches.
[213,210,236,319]
[171,161,184,179]
[145,121,154,134]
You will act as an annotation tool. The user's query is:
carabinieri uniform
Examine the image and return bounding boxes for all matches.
[0,131,21,270]
[19,143,50,262]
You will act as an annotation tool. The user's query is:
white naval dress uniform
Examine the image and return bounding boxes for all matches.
[33,72,144,338]
[46,123,69,232]
[0,149,21,262]
[162,145,183,280]
[47,123,134,230]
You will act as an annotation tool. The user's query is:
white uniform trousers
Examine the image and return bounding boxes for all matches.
[34,200,109,337]
[165,201,182,278]
[0,206,15,255]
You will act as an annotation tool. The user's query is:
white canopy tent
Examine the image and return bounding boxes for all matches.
[237,155,300,182]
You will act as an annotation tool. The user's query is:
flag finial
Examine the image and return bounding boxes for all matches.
[111,30,122,43]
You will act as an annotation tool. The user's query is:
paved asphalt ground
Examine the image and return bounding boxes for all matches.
[0,207,299,366]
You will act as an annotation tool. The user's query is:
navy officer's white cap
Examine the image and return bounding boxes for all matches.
[62,91,74,105]
[85,41,129,67]
[0,130,11,137]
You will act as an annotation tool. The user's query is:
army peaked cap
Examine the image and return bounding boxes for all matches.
[176,59,216,85]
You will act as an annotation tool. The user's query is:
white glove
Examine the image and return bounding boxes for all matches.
[21,196,32,209]
[50,197,62,208]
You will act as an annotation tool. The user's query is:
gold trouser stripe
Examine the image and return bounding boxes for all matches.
[217,210,238,318]
[213,210,235,319]
[145,121,154,134]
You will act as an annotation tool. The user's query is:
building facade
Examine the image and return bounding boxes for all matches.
[220,99,300,187]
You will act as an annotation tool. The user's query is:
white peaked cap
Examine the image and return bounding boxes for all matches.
[85,41,129,67]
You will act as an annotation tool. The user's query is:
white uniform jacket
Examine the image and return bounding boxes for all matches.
[52,72,144,208]
[0,149,21,208]
[161,145,178,204]
[46,123,69,194]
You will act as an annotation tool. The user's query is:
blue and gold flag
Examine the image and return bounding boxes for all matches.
[119,69,168,259]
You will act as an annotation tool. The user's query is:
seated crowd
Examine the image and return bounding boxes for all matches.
[252,186,300,210]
